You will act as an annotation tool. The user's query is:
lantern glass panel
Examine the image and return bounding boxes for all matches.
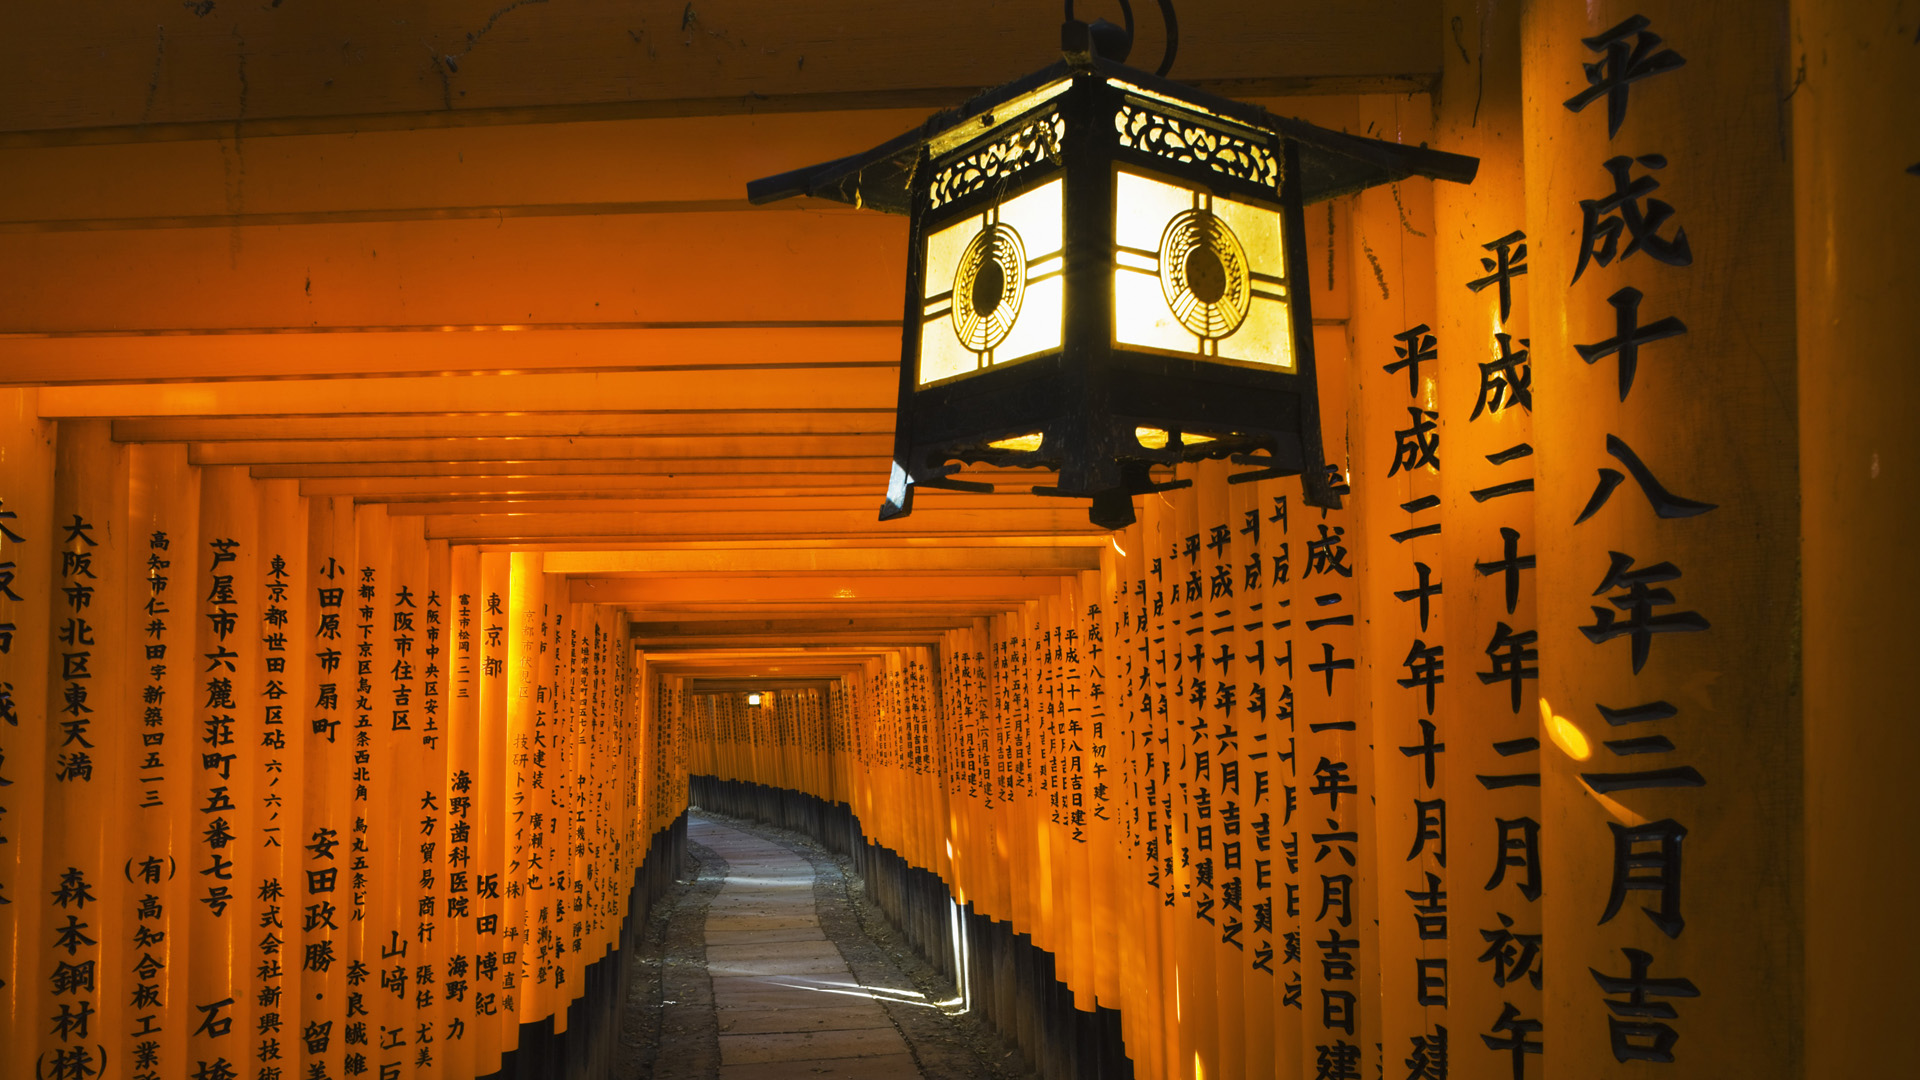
[917,176,1066,387]
[1111,167,1295,369]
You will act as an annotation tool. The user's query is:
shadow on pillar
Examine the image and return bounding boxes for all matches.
[690,776,1135,1080]
[477,812,689,1080]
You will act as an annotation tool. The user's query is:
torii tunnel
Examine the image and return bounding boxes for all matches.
[0,2,1912,1079]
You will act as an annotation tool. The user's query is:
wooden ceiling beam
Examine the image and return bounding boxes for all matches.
[574,574,1066,604]
[645,650,900,665]
[38,367,895,417]
[0,210,901,335]
[478,535,1110,554]
[0,110,924,223]
[637,629,948,645]
[294,474,887,498]
[647,660,873,676]
[292,468,1074,496]
[0,326,899,386]
[424,507,1105,542]
[652,668,874,682]
[616,604,1030,621]
[682,679,840,694]
[382,493,1069,517]
[252,457,890,479]
[188,434,894,466]
[546,548,1098,574]
[114,411,893,442]
[2,1,1437,138]
[631,616,978,636]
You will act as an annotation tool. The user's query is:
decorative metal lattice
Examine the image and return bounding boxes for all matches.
[1117,103,1278,188]
[1158,209,1251,339]
[929,113,1067,210]
[951,224,1027,352]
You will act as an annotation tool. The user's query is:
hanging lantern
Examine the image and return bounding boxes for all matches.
[749,20,1478,528]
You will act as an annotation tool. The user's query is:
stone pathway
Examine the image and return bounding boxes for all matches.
[700,821,924,1078]
[625,812,1025,1080]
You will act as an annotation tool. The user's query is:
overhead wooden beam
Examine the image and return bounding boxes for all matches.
[684,678,839,693]
[645,660,873,677]
[652,661,879,676]
[632,616,980,636]
[36,368,895,417]
[632,614,977,648]
[289,467,1079,495]
[573,574,1071,604]
[645,652,899,668]
[546,547,1099,574]
[0,326,898,386]
[0,211,902,334]
[253,457,889,479]
[0,111,924,224]
[619,604,1031,621]
[480,536,1112,556]
[0,96,1363,225]
[636,632,950,649]
[637,614,975,630]
[0,1,1438,139]
[381,493,1067,517]
[293,474,884,498]
[425,507,1106,542]
[113,411,893,442]
[188,434,894,466]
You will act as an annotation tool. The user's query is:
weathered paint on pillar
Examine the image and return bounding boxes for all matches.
[42,422,129,1080]
[192,465,261,1080]
[302,494,356,1080]
[1793,1,1920,1074]
[1523,2,1802,1076]
[125,441,200,1080]
[1434,1,1546,1076]
[1349,91,1449,1077]
[0,390,54,1079]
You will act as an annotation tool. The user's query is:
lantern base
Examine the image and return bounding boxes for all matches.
[879,415,1346,528]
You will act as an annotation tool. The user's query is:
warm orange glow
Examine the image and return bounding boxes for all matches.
[1542,697,1593,761]
[987,432,1046,452]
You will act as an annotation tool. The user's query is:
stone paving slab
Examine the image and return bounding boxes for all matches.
[704,914,821,932]
[716,1003,893,1036]
[719,1025,913,1065]
[709,977,868,1008]
[714,1053,924,1080]
[708,955,853,977]
[709,988,840,1013]
[705,940,846,961]
[705,926,828,945]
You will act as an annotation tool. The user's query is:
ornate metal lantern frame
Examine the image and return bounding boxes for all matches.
[750,27,1477,528]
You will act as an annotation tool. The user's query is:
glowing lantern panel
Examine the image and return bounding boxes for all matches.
[748,34,1476,527]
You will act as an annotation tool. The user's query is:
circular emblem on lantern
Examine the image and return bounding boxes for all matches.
[952,223,1027,353]
[1159,209,1251,339]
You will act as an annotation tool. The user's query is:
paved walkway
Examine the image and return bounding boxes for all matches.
[628,812,1019,1080]
[649,817,920,1078]
[699,820,924,1078]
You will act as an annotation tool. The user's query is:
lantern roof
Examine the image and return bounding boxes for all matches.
[747,54,1479,213]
